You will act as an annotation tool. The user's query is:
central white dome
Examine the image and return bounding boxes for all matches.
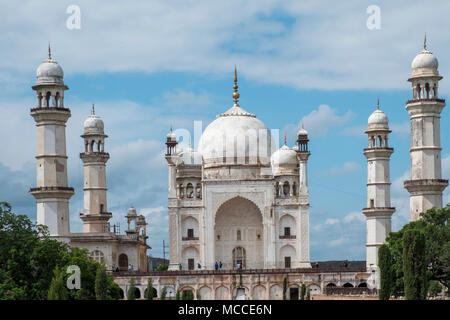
[198,104,274,166]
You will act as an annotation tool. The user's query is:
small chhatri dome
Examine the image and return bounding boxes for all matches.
[179,138,202,165]
[271,137,298,170]
[83,104,105,134]
[297,122,308,136]
[36,44,65,85]
[368,99,389,130]
[167,126,177,141]
[411,35,439,77]
[127,206,137,216]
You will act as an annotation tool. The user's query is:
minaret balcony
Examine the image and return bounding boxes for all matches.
[363,147,394,159]
[406,98,445,105]
[30,106,71,113]
[80,152,110,162]
[405,98,446,116]
[404,179,448,193]
[30,107,71,123]
[362,207,395,217]
[29,186,74,199]
[363,147,393,152]
[79,211,112,222]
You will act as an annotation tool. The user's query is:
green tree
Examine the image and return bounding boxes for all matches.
[300,284,306,300]
[403,229,427,300]
[95,264,108,300]
[378,244,393,300]
[127,277,136,300]
[156,264,169,271]
[175,288,181,300]
[181,290,194,300]
[0,202,122,300]
[0,202,67,300]
[420,206,450,290]
[306,288,310,300]
[145,277,154,300]
[282,277,287,300]
[161,287,168,300]
[386,205,450,297]
[428,281,442,298]
[106,274,121,300]
[47,266,68,300]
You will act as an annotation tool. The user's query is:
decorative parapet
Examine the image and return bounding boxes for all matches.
[178,199,203,207]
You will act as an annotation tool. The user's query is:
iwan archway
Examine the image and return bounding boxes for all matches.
[214,196,264,269]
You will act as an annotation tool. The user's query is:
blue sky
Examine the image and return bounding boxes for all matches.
[1,0,450,261]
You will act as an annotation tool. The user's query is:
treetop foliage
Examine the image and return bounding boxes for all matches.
[0,202,120,300]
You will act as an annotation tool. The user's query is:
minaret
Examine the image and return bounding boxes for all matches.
[165,126,179,271]
[296,124,311,268]
[79,105,112,233]
[30,46,74,241]
[404,37,448,221]
[362,100,395,278]
[165,126,178,199]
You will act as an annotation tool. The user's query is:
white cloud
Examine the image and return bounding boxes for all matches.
[141,206,166,218]
[140,206,169,255]
[0,100,36,170]
[390,122,410,138]
[329,237,346,247]
[445,193,450,206]
[162,89,212,108]
[324,161,361,176]
[3,1,450,92]
[341,125,366,136]
[442,154,450,178]
[343,211,365,224]
[391,196,410,231]
[325,218,339,225]
[392,171,410,195]
[300,105,353,137]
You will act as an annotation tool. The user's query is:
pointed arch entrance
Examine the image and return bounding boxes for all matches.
[214,196,263,269]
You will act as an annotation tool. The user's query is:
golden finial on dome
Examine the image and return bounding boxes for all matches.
[284,134,287,146]
[91,103,95,115]
[48,42,52,60]
[377,97,380,110]
[424,33,427,50]
[233,65,240,106]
